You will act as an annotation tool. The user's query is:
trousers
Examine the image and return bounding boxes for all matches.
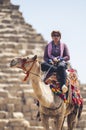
[41,61,67,88]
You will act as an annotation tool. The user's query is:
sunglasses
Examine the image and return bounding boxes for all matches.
[52,34,60,37]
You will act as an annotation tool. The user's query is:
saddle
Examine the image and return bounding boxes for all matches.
[44,68,83,106]
[44,68,79,88]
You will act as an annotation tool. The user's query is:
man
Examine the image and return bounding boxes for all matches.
[41,30,70,93]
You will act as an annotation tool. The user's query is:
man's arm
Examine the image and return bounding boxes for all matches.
[63,44,70,61]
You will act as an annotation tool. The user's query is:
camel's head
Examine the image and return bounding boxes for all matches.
[10,55,38,81]
[10,55,37,70]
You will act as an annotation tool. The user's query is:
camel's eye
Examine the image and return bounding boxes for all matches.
[27,57,29,59]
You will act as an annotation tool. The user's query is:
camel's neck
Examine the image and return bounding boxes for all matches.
[29,62,55,108]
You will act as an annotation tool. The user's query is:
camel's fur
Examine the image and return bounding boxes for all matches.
[10,55,82,130]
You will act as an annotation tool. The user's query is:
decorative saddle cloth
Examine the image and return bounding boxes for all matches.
[45,69,83,107]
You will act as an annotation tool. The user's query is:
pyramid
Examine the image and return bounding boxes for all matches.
[0,1,86,130]
[0,0,47,90]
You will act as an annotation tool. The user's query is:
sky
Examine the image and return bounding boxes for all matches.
[11,0,86,84]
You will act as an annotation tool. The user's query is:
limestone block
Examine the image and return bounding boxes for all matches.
[4,84,21,94]
[23,112,32,121]
[22,105,31,113]
[0,0,10,5]
[12,112,24,119]
[13,127,25,130]
[83,98,86,105]
[77,120,86,128]
[80,111,86,120]
[4,127,12,130]
[23,89,36,99]
[0,89,9,98]
[0,128,4,130]
[14,104,22,112]
[17,91,23,97]
[7,104,14,116]
[81,91,86,98]
[0,111,8,119]
[25,98,34,106]
[8,119,30,127]
[2,19,11,24]
[0,119,9,128]
[26,126,44,130]
[8,96,21,105]
[0,104,7,111]
[0,24,4,28]
[74,129,84,130]
[11,14,24,21]
[29,120,41,127]
[0,97,6,104]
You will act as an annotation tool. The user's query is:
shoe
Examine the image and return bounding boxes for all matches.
[62,84,68,93]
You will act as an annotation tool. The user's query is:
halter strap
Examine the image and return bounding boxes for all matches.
[22,59,37,81]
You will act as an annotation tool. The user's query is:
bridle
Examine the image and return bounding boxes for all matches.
[20,58,40,81]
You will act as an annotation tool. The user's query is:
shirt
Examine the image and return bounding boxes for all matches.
[44,41,70,62]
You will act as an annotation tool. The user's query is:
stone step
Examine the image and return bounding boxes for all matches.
[28,119,86,130]
[0,52,18,58]
[0,118,30,129]
[8,87,33,97]
[26,126,45,130]
[0,83,32,95]
[0,41,22,45]
[77,120,86,128]
[80,111,86,120]
[82,105,86,112]
[0,71,22,77]
[0,28,32,35]
[0,111,9,119]
[81,91,86,98]
[0,37,28,43]
[83,98,86,105]
[0,77,21,84]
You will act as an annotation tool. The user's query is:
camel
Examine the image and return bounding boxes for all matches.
[10,55,83,130]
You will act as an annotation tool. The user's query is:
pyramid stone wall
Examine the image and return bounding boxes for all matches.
[0,0,46,88]
[0,1,86,130]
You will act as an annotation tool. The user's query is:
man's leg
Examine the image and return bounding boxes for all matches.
[56,62,68,93]
[41,62,56,82]
[41,62,56,72]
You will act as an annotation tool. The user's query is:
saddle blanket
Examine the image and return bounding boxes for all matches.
[50,84,83,107]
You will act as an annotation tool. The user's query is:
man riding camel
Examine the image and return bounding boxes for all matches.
[41,30,70,93]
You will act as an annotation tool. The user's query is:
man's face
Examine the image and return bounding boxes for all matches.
[52,33,61,42]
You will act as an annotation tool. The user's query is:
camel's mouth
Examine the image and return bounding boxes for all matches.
[10,59,18,67]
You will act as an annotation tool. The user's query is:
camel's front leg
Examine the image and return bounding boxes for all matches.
[53,115,64,130]
[41,113,49,130]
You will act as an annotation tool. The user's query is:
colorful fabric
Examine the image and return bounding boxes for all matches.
[71,85,83,107]
[48,41,64,58]
[67,69,79,87]
[50,84,83,107]
[50,84,68,103]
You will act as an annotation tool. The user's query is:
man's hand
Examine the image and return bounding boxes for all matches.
[57,57,64,62]
[48,59,54,64]
[53,57,58,62]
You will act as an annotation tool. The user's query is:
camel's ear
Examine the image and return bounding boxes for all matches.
[33,55,37,60]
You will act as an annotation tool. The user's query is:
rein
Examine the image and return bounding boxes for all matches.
[21,59,39,81]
